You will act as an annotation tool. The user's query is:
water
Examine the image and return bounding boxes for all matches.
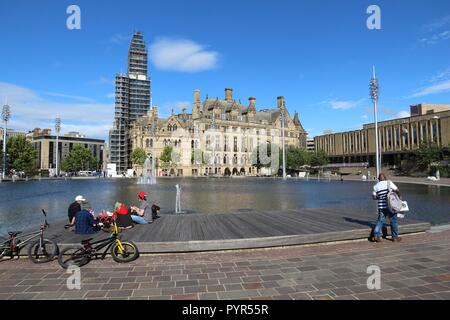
[0,178,449,235]
[137,157,156,185]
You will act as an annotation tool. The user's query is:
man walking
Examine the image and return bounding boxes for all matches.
[372,173,402,242]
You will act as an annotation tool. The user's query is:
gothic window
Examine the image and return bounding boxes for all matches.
[145,139,150,148]
[173,124,177,131]
[150,139,153,148]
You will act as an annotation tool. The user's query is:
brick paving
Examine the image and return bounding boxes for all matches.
[0,230,450,300]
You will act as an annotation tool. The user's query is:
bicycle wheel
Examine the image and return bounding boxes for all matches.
[58,246,90,269]
[27,239,59,264]
[110,241,139,263]
[0,245,11,259]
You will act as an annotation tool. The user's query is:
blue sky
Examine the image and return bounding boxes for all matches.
[0,0,449,140]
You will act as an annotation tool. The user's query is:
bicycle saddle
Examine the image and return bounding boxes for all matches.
[81,238,93,245]
[8,231,22,237]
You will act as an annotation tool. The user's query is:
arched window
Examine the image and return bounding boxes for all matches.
[173,124,177,131]
[145,139,150,148]
[163,139,167,147]
[168,124,172,132]
[191,140,195,149]
[150,139,153,148]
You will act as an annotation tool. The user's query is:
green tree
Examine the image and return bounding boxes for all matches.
[415,141,443,170]
[61,145,97,172]
[310,149,329,167]
[285,146,311,170]
[131,148,147,167]
[159,145,173,169]
[6,136,37,176]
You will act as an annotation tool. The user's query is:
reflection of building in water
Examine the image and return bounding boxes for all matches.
[131,88,307,177]
[314,104,450,169]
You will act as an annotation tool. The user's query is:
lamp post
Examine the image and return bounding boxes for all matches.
[370,66,381,178]
[2,98,10,180]
[55,117,61,177]
[281,101,287,180]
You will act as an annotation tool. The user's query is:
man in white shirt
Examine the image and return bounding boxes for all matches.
[372,173,402,242]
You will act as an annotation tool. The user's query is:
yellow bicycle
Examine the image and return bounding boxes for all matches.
[58,219,139,268]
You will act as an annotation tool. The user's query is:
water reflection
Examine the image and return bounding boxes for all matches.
[0,178,449,235]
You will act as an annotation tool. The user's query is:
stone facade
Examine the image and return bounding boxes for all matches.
[314,104,450,167]
[131,88,307,176]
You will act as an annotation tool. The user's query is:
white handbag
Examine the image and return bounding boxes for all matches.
[397,201,409,218]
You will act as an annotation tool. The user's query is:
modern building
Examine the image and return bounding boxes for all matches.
[314,104,450,169]
[131,88,307,176]
[0,127,26,146]
[29,128,105,173]
[109,31,151,174]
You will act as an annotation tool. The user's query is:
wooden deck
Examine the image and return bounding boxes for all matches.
[37,208,431,253]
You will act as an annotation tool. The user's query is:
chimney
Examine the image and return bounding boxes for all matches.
[248,97,256,112]
[277,96,285,109]
[194,89,200,104]
[225,88,233,102]
[193,89,201,118]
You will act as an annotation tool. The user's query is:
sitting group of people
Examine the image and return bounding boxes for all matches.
[66,192,160,234]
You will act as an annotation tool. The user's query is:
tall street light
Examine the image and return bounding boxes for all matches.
[281,101,287,180]
[55,117,61,177]
[2,98,11,180]
[370,67,381,178]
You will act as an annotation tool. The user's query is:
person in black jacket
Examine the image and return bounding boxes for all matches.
[68,195,87,225]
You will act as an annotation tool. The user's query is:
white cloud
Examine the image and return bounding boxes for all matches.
[422,15,450,32]
[41,91,95,103]
[397,111,410,118]
[110,33,130,44]
[361,114,368,119]
[325,98,365,110]
[427,68,450,83]
[0,82,113,140]
[409,79,450,98]
[419,30,450,45]
[150,38,219,72]
[89,77,115,86]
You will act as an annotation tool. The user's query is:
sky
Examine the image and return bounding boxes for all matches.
[0,0,449,141]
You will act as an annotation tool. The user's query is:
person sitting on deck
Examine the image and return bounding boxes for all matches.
[130,192,152,224]
[113,202,134,230]
[67,195,86,227]
[74,207,99,235]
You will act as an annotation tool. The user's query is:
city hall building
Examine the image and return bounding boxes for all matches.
[314,104,450,169]
[131,88,308,176]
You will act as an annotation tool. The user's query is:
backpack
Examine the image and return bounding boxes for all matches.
[387,181,403,213]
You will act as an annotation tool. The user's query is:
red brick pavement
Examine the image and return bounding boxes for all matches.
[1,230,450,300]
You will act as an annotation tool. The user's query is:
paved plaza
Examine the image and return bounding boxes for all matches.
[0,228,450,300]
